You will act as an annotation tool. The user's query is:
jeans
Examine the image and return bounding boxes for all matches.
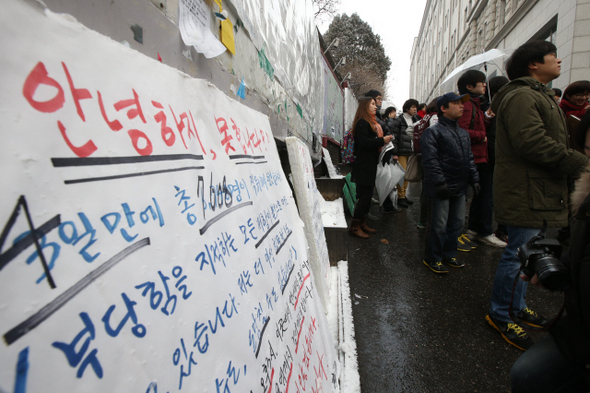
[424,194,465,262]
[511,336,589,393]
[489,226,540,323]
[468,164,494,236]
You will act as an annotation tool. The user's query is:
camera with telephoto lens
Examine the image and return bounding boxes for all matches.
[517,226,569,291]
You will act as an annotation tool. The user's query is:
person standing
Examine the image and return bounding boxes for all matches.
[421,93,480,274]
[510,112,590,392]
[398,99,421,207]
[457,70,507,248]
[486,40,588,350]
[349,96,393,238]
[559,80,590,118]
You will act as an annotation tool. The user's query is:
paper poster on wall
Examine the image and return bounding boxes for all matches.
[179,0,226,58]
[285,138,331,311]
[0,1,339,392]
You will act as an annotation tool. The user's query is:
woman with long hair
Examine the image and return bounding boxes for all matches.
[349,97,393,238]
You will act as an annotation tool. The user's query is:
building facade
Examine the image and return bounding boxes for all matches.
[410,0,590,102]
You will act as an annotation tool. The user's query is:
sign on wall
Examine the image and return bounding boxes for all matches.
[285,138,331,310]
[0,1,338,392]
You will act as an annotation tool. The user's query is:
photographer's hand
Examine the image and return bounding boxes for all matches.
[520,273,541,287]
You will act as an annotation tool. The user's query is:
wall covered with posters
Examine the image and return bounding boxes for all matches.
[39,0,343,161]
[0,1,339,391]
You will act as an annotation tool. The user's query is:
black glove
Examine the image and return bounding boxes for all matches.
[472,182,481,197]
[435,183,450,200]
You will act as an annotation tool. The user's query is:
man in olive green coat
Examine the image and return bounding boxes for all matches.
[486,41,588,351]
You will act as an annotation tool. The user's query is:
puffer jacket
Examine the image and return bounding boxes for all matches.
[351,119,387,187]
[420,115,479,198]
[385,117,413,156]
[550,165,590,365]
[491,76,588,228]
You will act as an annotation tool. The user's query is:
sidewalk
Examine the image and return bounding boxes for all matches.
[345,184,563,392]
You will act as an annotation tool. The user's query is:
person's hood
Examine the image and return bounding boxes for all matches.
[490,76,553,113]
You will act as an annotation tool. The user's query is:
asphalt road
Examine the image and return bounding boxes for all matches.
[346,183,564,393]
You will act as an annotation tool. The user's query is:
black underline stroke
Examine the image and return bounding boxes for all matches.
[199,202,253,235]
[3,237,150,345]
[275,230,293,255]
[52,154,204,167]
[281,264,295,295]
[235,161,268,165]
[255,317,270,359]
[254,220,280,249]
[64,166,205,185]
[228,155,265,160]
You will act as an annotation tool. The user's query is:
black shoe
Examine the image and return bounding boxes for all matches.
[398,198,409,208]
[485,315,534,351]
[383,206,401,213]
[406,198,414,205]
[460,233,478,249]
[457,235,472,252]
[423,260,449,274]
[443,257,465,268]
[516,308,548,328]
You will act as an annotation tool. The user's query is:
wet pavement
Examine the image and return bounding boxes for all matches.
[346,183,563,393]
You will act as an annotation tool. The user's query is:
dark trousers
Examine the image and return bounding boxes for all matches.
[424,194,466,262]
[353,184,373,220]
[468,164,493,236]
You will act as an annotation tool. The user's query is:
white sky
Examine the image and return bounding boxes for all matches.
[317,0,428,110]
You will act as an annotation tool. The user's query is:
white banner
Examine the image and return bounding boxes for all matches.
[0,1,338,392]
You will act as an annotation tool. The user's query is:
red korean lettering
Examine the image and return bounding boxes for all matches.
[61,62,92,121]
[114,89,146,123]
[128,129,153,156]
[215,116,236,154]
[58,121,97,157]
[97,91,123,131]
[22,61,65,113]
[152,101,175,147]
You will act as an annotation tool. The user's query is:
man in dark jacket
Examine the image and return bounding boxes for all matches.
[421,92,480,274]
[486,40,588,351]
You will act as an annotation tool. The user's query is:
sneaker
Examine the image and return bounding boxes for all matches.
[444,257,465,268]
[416,221,427,229]
[516,308,548,328]
[479,234,508,248]
[485,315,534,351]
[398,198,409,208]
[423,260,449,274]
[371,197,379,204]
[460,233,478,249]
[457,235,472,252]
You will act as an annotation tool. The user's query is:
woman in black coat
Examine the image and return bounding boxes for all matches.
[349,97,393,238]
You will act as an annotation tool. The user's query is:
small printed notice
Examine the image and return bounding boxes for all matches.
[179,0,226,58]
